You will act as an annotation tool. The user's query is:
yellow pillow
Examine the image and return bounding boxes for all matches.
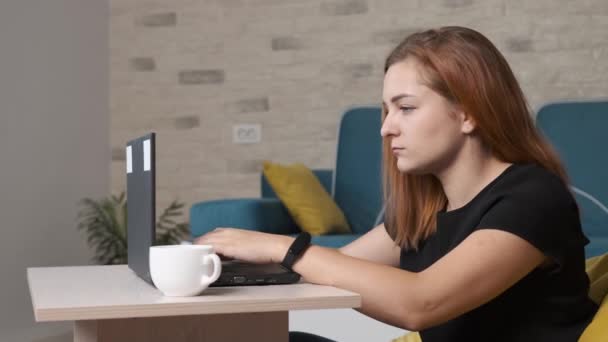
[391,332,421,342]
[585,253,608,305]
[579,252,608,342]
[262,161,350,236]
[579,295,608,342]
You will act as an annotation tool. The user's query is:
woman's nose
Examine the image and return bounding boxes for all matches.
[380,112,397,138]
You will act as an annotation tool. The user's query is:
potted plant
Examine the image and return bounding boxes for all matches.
[77,192,189,265]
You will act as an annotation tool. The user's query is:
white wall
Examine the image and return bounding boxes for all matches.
[0,1,108,341]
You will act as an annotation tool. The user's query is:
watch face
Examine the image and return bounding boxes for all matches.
[282,233,311,270]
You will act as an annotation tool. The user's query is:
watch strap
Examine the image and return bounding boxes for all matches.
[281,232,311,271]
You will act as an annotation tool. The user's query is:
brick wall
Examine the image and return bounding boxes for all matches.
[110,0,608,223]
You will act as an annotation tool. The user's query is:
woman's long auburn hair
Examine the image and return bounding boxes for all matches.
[383,26,568,250]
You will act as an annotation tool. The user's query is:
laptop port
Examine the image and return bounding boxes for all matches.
[233,276,246,284]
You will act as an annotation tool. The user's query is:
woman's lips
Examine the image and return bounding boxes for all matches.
[392,147,403,155]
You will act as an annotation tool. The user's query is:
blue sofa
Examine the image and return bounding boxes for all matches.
[190,107,384,248]
[536,100,608,258]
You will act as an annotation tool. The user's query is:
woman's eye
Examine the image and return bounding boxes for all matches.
[400,106,415,113]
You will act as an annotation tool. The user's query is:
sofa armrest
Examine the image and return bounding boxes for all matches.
[261,169,333,198]
[189,198,299,238]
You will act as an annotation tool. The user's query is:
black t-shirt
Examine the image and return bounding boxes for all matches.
[398,163,598,341]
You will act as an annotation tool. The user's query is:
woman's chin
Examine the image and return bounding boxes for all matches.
[396,159,415,173]
[396,159,427,175]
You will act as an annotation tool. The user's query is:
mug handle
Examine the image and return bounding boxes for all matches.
[201,254,222,285]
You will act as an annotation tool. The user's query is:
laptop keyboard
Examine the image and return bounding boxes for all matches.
[221,261,288,275]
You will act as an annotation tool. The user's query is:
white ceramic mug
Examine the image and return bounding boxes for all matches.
[149,245,222,297]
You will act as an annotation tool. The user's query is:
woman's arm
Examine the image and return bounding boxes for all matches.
[196,227,545,331]
[288,228,546,331]
[338,224,401,267]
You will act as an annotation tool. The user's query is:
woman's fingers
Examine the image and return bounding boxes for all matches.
[195,228,228,244]
[195,228,274,264]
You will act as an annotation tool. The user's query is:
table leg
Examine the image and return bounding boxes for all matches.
[74,311,288,342]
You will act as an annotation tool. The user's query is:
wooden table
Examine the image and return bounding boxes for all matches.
[27,265,361,342]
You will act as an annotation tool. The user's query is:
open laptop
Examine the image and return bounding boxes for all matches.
[126,132,300,286]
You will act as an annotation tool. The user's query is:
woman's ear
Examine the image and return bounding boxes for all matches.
[459,111,476,134]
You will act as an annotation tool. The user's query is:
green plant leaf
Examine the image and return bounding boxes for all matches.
[78,192,190,263]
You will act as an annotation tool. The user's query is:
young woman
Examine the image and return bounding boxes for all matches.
[195,26,598,341]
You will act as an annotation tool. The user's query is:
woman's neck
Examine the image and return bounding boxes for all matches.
[436,150,511,212]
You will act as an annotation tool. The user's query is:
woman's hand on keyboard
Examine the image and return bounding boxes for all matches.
[194,228,295,264]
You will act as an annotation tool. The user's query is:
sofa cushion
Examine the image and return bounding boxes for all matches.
[579,252,608,341]
[190,198,299,238]
[312,234,361,248]
[263,161,350,236]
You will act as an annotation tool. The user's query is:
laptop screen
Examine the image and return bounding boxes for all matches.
[126,132,156,283]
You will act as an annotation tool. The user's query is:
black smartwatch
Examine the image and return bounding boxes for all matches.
[281,232,311,271]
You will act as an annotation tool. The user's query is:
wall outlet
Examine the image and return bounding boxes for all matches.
[233,124,262,144]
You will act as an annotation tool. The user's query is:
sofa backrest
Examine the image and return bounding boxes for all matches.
[333,107,383,235]
[260,107,384,236]
[536,100,608,257]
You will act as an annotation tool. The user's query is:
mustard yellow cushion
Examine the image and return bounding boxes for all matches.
[579,253,608,342]
[579,294,608,342]
[262,161,350,236]
[392,332,421,342]
[585,253,608,305]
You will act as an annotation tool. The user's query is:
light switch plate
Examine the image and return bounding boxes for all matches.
[233,124,262,144]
